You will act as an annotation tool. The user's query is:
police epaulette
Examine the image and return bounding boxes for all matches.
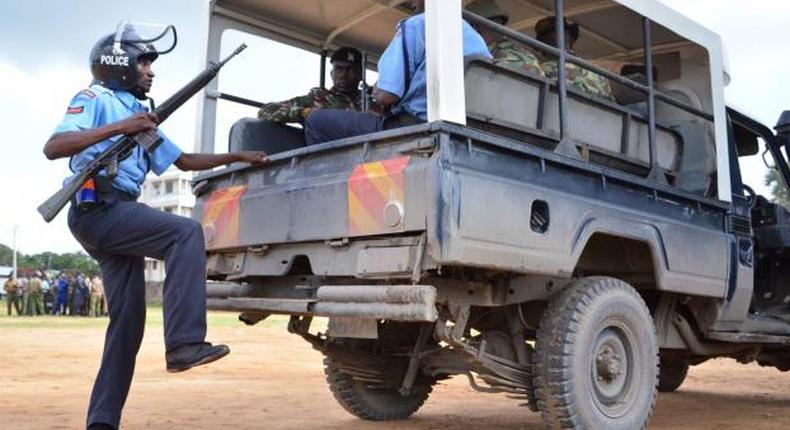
[78,89,97,99]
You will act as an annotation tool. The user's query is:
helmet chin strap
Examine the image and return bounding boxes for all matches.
[130,86,148,100]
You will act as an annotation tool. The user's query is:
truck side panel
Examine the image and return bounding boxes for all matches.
[431,131,730,297]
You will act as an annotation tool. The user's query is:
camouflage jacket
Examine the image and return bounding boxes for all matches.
[541,59,615,102]
[258,87,363,124]
[490,39,545,77]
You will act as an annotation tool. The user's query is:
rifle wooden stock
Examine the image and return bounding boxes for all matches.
[37,44,247,223]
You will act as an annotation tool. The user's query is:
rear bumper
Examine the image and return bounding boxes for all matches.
[207,282,438,322]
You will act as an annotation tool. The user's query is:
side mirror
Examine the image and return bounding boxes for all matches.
[776,111,790,135]
[776,110,790,161]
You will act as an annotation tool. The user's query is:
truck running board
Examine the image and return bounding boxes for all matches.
[207,284,438,322]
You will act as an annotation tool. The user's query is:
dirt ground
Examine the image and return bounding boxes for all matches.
[2,313,790,430]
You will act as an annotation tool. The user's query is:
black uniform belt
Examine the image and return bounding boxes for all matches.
[71,189,137,211]
[94,176,137,202]
[96,189,138,202]
[71,177,138,212]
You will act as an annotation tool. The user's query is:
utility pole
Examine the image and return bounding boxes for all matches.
[12,225,18,280]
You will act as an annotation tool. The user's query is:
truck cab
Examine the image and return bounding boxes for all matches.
[191,1,790,428]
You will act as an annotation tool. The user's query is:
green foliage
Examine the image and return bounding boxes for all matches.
[0,243,12,266]
[765,168,790,208]
[0,244,98,274]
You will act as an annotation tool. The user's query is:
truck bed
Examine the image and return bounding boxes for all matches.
[193,121,730,298]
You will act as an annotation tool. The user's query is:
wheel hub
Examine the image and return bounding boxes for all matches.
[590,325,636,418]
[596,345,624,382]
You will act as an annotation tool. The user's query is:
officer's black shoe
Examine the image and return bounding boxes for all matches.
[87,423,116,430]
[166,342,230,373]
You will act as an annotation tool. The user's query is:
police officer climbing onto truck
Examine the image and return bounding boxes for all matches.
[42,23,267,430]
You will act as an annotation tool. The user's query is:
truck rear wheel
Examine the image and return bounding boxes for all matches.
[324,358,432,421]
[535,277,659,429]
[658,359,689,392]
[323,322,434,421]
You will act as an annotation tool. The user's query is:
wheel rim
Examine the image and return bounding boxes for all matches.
[589,319,639,418]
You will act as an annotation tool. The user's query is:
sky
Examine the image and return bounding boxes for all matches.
[0,0,789,255]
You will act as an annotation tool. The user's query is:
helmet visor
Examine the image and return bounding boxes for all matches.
[112,22,177,57]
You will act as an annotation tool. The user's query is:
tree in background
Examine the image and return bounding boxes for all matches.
[0,244,99,274]
[765,169,790,208]
[0,243,12,266]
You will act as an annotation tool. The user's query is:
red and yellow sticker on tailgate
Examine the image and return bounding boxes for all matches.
[201,185,246,248]
[348,156,410,235]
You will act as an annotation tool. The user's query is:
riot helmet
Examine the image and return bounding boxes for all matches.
[90,21,177,99]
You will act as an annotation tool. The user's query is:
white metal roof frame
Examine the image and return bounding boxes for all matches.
[615,0,731,200]
[196,0,732,200]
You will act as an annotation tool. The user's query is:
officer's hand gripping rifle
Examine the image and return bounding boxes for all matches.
[37,44,248,223]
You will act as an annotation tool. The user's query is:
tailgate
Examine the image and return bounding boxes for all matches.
[192,132,437,251]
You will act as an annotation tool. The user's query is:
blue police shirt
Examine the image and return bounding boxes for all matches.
[53,84,183,197]
[376,13,492,121]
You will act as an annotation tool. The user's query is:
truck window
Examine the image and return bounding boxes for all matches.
[732,119,787,206]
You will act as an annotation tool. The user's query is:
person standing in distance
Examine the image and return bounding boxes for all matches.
[42,23,267,430]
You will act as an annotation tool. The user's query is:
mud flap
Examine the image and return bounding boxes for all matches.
[327,317,379,339]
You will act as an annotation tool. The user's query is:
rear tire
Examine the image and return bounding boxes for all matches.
[658,359,689,393]
[323,321,434,421]
[535,277,659,429]
[324,357,432,421]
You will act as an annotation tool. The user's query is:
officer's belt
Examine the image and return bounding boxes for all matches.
[94,176,138,202]
[70,177,138,210]
[96,188,138,203]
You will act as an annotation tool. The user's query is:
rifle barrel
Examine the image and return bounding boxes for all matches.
[155,44,248,122]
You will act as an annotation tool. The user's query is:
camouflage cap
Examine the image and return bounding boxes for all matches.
[330,47,363,69]
[467,0,509,25]
[535,16,580,43]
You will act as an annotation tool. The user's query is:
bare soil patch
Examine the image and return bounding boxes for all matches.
[2,314,790,429]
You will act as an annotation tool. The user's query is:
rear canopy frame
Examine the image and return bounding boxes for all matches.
[196,0,732,201]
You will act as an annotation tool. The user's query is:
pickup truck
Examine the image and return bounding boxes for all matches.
[191,0,790,428]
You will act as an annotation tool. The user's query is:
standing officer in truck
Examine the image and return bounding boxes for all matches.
[42,23,266,430]
[304,0,492,144]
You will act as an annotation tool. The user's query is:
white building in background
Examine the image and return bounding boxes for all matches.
[139,168,196,282]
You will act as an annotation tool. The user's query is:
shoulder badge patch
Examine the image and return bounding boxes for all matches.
[78,89,96,99]
[66,106,84,115]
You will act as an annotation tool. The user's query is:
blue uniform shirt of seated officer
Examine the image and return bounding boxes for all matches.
[305,0,492,145]
[43,25,266,430]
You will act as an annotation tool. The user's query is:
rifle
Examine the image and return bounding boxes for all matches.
[37,44,248,223]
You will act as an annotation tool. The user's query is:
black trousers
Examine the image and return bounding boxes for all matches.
[68,200,208,428]
[304,109,423,145]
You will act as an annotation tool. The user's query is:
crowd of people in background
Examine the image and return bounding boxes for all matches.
[3,271,105,317]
